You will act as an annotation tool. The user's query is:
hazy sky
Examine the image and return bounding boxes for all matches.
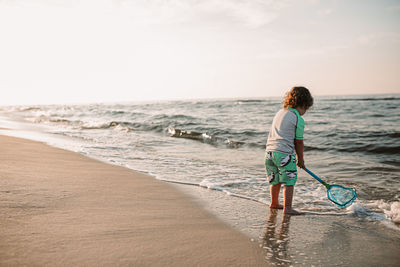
[1,0,399,105]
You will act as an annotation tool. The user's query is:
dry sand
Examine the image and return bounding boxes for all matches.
[0,135,267,266]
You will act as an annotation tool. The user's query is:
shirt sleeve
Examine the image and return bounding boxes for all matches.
[295,116,305,140]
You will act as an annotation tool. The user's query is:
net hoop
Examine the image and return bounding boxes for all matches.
[327,184,357,209]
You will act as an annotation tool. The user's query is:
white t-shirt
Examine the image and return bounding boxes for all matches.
[266,107,304,154]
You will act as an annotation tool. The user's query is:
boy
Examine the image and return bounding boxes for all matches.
[265,86,313,215]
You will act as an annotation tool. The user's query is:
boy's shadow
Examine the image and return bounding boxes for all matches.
[262,209,292,265]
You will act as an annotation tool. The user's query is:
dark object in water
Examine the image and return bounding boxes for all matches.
[168,128,204,140]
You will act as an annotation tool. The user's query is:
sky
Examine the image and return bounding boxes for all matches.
[0,0,399,105]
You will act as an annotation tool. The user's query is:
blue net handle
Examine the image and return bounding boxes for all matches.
[303,168,330,189]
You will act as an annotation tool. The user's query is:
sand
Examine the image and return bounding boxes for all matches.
[0,135,267,266]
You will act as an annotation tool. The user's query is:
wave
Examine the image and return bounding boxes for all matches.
[349,131,400,139]
[336,144,400,155]
[25,115,400,157]
[311,130,400,140]
[169,127,265,149]
[349,200,400,227]
[369,200,400,225]
[304,145,328,152]
[323,97,400,102]
[76,120,400,155]
[49,118,74,124]
[235,99,265,105]
[80,121,165,133]
[26,116,153,133]
[10,101,400,159]
[151,114,199,121]
[168,128,246,148]
[104,110,127,115]
[160,178,267,204]
[235,99,264,103]
[17,106,42,112]
[27,116,75,125]
[306,143,400,155]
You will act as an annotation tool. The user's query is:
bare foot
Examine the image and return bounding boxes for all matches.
[269,204,284,209]
[283,207,304,215]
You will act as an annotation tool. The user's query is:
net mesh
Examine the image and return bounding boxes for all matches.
[327,185,357,208]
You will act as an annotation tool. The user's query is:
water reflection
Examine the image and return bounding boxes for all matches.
[262,209,292,266]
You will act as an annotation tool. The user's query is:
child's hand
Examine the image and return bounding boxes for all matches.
[294,139,305,169]
[297,158,305,169]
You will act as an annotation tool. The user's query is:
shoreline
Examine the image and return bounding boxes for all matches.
[0,135,267,266]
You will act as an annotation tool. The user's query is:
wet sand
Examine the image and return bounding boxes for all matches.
[173,183,400,266]
[0,135,266,266]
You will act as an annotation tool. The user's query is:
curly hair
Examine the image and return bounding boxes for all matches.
[283,86,314,109]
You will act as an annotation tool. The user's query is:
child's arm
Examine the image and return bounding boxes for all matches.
[294,139,305,168]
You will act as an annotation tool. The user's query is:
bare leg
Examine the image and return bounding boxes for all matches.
[283,185,303,215]
[269,184,283,209]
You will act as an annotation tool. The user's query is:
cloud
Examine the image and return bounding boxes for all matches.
[115,0,292,28]
[197,0,291,28]
[357,34,377,46]
[0,0,292,28]
[357,32,400,46]
[386,4,400,12]
[259,43,349,59]
[317,8,332,16]
[305,0,320,4]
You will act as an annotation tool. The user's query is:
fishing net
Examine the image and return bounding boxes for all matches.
[327,185,357,208]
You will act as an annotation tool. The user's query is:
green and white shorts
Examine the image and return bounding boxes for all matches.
[265,151,298,186]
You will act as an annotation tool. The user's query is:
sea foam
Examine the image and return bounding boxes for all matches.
[370,200,400,224]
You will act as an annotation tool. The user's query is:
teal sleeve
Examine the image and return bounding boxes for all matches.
[295,116,305,140]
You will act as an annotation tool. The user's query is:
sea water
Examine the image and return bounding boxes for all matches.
[1,95,399,230]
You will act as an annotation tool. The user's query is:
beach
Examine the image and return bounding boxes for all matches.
[1,95,400,266]
[1,0,399,265]
[0,135,266,266]
[2,135,400,267]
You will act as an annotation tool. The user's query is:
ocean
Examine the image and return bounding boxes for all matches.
[1,94,399,231]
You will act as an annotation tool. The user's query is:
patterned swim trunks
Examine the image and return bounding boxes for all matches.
[265,151,298,186]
